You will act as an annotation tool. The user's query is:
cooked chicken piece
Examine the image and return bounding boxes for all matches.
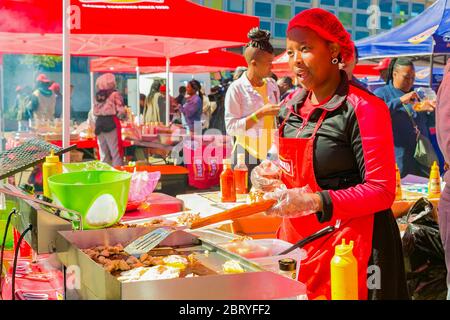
[119,260,131,271]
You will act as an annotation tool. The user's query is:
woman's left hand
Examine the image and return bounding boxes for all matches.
[263,187,322,218]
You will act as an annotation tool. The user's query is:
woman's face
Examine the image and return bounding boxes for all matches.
[254,51,275,79]
[286,27,339,91]
[393,65,415,93]
[186,83,195,96]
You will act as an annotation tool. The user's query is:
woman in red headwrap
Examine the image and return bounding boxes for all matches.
[251,9,408,300]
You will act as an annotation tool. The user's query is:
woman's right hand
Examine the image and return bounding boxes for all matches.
[400,91,419,104]
[257,104,281,118]
[250,160,284,192]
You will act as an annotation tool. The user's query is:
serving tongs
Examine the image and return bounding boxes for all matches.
[277,219,341,255]
[0,186,83,230]
[189,199,277,230]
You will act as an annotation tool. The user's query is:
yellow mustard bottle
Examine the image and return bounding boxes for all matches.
[43,150,62,198]
[428,161,441,198]
[395,164,403,201]
[331,239,358,300]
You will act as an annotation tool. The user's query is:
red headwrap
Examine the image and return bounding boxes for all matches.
[287,8,354,63]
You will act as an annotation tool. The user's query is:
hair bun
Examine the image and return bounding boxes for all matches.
[247,27,271,42]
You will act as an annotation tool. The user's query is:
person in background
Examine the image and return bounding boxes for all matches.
[49,82,62,119]
[160,85,179,124]
[436,58,450,300]
[175,86,187,106]
[339,45,367,90]
[374,58,435,177]
[208,85,227,134]
[91,73,127,166]
[374,58,391,83]
[139,93,146,116]
[144,80,164,124]
[15,85,33,131]
[270,72,278,82]
[180,79,203,133]
[225,27,280,181]
[172,86,186,125]
[201,89,213,131]
[233,66,247,81]
[251,8,407,300]
[277,76,295,101]
[31,74,56,121]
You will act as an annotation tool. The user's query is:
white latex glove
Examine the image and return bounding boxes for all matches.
[263,185,321,218]
[250,160,284,192]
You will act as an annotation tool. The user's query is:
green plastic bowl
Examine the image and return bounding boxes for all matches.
[48,171,131,230]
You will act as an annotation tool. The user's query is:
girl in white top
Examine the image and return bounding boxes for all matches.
[225,28,280,167]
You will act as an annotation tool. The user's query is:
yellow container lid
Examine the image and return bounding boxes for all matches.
[335,239,354,256]
[45,150,60,163]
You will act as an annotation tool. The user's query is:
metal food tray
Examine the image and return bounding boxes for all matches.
[4,184,74,254]
[56,227,307,300]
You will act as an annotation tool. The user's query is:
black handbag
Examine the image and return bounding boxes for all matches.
[95,115,116,135]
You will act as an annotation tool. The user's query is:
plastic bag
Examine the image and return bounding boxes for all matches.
[128,171,161,203]
[400,197,448,300]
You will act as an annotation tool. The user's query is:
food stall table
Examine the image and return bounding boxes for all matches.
[178,189,441,239]
[176,192,281,239]
[49,138,132,160]
[125,133,184,162]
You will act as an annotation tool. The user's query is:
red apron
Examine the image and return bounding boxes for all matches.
[276,109,374,300]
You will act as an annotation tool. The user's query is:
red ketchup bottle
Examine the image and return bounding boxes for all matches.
[220,159,236,202]
[234,153,248,194]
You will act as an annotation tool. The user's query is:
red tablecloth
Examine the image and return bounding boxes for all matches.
[1,251,64,300]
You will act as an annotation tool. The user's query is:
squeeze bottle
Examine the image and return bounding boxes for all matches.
[428,161,441,198]
[395,164,402,201]
[331,239,358,300]
[43,150,62,198]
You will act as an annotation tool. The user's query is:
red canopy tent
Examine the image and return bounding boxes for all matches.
[0,0,258,150]
[271,51,381,78]
[90,49,247,73]
[0,0,258,58]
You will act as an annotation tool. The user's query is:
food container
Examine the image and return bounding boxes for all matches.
[55,227,307,300]
[48,171,131,230]
[218,239,307,281]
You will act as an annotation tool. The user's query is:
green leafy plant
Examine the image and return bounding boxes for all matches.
[19,55,62,69]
